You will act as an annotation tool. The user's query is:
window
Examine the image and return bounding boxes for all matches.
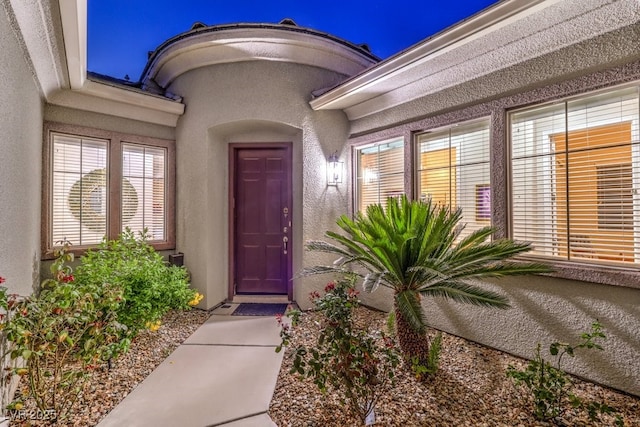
[122,144,167,240]
[416,119,491,238]
[355,138,404,212]
[52,134,108,246]
[510,86,640,266]
[44,123,175,258]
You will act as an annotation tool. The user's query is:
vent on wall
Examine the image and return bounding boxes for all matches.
[168,252,184,267]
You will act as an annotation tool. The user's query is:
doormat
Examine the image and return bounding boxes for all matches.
[231,303,289,317]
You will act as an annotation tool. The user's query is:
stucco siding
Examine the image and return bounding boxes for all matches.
[0,6,43,295]
[424,275,640,396]
[44,105,176,141]
[345,59,640,397]
[168,61,352,308]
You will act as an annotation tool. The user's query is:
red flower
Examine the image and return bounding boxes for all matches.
[347,288,360,298]
[61,274,75,283]
[275,313,283,325]
[0,277,5,284]
[324,282,336,292]
[309,291,321,301]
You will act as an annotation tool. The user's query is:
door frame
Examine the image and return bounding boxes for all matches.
[228,142,293,300]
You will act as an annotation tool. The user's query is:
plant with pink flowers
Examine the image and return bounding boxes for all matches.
[2,242,127,421]
[277,275,399,423]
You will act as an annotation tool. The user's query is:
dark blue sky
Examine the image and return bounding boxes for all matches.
[88,0,500,81]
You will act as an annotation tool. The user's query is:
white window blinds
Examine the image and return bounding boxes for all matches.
[122,144,166,241]
[416,119,491,238]
[355,138,405,213]
[511,86,640,265]
[52,133,108,246]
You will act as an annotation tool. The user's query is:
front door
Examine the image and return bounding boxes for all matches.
[232,144,292,295]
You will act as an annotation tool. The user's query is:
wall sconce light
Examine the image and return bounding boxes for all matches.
[327,151,344,186]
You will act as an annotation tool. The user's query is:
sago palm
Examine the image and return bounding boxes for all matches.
[302,195,549,372]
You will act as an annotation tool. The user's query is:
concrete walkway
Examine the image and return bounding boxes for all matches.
[97,309,284,427]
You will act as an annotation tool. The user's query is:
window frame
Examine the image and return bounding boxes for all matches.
[413,118,492,239]
[507,83,640,271]
[42,122,176,259]
[352,136,406,214]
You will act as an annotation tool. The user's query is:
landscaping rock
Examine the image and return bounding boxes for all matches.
[268,307,640,426]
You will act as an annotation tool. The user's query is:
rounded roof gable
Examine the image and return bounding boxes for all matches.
[141,22,380,90]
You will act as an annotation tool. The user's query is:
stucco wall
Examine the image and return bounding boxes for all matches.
[425,276,640,397]
[0,6,43,295]
[345,60,640,396]
[168,61,352,308]
[44,105,176,141]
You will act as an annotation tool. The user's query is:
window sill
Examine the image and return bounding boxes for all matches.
[517,256,640,290]
[42,241,176,261]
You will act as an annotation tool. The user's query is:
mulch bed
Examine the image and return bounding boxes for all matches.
[268,307,640,426]
[9,309,210,426]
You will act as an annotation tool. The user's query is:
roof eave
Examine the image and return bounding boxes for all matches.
[309,0,549,111]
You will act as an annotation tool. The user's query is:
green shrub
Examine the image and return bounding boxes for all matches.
[3,243,128,421]
[507,321,623,426]
[75,228,200,336]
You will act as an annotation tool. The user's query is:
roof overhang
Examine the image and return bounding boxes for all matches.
[141,24,379,89]
[310,0,640,120]
[6,0,185,127]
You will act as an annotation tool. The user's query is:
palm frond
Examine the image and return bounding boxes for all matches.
[420,281,510,309]
[297,265,358,278]
[449,261,552,280]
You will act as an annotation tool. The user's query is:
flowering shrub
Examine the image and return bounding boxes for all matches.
[277,275,400,423]
[2,243,129,421]
[74,228,199,336]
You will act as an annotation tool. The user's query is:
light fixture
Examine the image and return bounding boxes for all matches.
[327,151,344,186]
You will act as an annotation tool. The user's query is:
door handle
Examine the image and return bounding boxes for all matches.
[283,236,288,254]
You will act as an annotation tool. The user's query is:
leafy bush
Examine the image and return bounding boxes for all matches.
[75,229,200,336]
[2,243,128,421]
[507,321,623,425]
[277,276,400,424]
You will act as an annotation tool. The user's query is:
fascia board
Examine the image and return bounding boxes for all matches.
[59,0,86,90]
[146,28,378,88]
[309,0,555,112]
[48,86,182,127]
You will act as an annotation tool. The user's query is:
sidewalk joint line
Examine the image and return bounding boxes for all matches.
[181,343,278,348]
[205,411,269,427]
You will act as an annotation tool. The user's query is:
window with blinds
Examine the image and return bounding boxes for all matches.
[416,119,491,238]
[510,85,640,265]
[52,134,108,246]
[355,138,404,213]
[44,123,175,257]
[122,144,166,240]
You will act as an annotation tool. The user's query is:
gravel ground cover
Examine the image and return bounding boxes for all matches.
[10,308,210,427]
[269,307,640,427]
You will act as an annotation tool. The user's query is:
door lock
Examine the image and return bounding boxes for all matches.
[283,236,289,255]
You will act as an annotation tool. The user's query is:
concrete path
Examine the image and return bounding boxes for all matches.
[97,311,283,427]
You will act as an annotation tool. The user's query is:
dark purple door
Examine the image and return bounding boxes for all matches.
[234,146,291,294]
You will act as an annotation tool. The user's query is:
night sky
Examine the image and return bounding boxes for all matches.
[88,0,500,81]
